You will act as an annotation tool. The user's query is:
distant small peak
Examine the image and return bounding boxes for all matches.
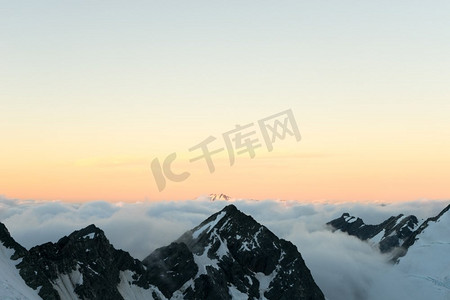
[209,193,232,201]
[342,213,350,218]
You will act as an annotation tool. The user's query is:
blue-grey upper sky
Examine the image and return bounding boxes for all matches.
[1,1,450,201]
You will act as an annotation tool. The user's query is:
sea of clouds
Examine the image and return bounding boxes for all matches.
[0,195,448,300]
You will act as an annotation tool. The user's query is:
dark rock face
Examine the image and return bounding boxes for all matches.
[327,213,418,255]
[328,213,418,250]
[144,204,325,300]
[327,204,450,261]
[143,242,198,298]
[1,205,325,300]
[402,204,450,250]
[17,224,152,300]
[0,222,27,260]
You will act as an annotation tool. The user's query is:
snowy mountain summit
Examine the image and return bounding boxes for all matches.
[209,194,232,201]
[327,212,419,256]
[0,205,324,300]
[16,224,160,300]
[327,203,450,261]
[144,205,324,299]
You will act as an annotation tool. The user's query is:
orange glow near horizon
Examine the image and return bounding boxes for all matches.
[1,144,449,202]
[2,115,450,203]
[2,2,450,203]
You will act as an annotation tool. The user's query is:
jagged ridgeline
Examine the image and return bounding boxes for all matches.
[0,205,325,300]
[327,203,450,261]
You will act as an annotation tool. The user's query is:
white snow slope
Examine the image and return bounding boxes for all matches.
[398,210,450,298]
[369,209,450,300]
[0,243,41,300]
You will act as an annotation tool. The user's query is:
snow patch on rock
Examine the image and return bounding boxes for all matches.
[192,212,226,239]
[117,270,166,300]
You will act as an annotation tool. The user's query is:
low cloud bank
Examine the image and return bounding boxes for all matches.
[0,195,448,300]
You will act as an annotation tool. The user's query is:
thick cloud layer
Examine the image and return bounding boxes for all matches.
[0,195,448,300]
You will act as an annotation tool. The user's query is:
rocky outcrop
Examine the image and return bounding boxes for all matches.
[17,224,159,300]
[144,204,325,300]
[1,205,325,300]
[327,213,418,254]
[327,204,450,261]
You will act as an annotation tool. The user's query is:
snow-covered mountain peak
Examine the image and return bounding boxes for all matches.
[71,224,104,239]
[0,206,327,300]
[180,204,280,258]
[209,193,232,201]
[328,204,450,264]
[145,204,325,299]
[17,223,154,300]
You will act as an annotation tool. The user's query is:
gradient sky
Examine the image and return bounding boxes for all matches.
[1,1,449,202]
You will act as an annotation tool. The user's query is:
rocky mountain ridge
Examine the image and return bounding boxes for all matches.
[327,203,450,261]
[0,205,324,300]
